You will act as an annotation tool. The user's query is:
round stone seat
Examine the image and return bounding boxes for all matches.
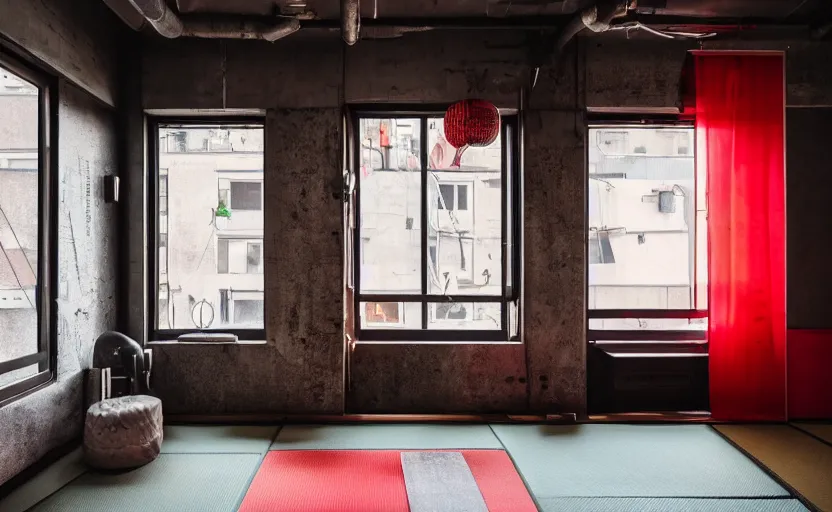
[84,395,163,470]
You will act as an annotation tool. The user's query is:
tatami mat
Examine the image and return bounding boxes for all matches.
[270,424,503,450]
[791,422,832,446]
[0,448,86,512]
[28,453,263,512]
[715,424,832,512]
[491,424,789,498]
[161,425,280,454]
[538,498,809,512]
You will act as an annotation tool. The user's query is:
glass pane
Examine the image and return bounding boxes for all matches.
[0,364,38,389]
[360,301,422,329]
[158,124,264,330]
[0,64,40,367]
[588,126,697,310]
[589,317,707,331]
[247,243,262,274]
[427,117,502,296]
[230,181,262,211]
[427,302,502,330]
[359,118,422,294]
[233,299,263,326]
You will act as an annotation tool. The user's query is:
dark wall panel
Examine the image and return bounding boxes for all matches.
[786,108,832,328]
[347,344,527,414]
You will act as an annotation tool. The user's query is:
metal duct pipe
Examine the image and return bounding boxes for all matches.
[182,19,301,41]
[127,0,184,38]
[115,0,300,41]
[556,0,629,52]
[342,0,360,45]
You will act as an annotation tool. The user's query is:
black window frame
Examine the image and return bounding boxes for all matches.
[586,117,708,344]
[0,48,58,407]
[351,107,521,343]
[147,117,266,341]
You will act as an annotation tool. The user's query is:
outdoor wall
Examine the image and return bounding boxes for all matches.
[0,0,121,486]
[138,30,832,417]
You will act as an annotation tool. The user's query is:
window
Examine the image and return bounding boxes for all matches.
[353,112,519,341]
[0,54,55,405]
[217,237,263,274]
[437,183,469,211]
[229,181,262,211]
[152,120,265,339]
[587,125,707,335]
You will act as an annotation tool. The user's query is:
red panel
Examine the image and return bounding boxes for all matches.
[463,450,538,512]
[238,451,409,512]
[788,330,832,419]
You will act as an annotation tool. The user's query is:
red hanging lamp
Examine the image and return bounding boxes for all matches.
[443,99,501,166]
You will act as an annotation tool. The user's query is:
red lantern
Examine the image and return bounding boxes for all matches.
[443,99,501,149]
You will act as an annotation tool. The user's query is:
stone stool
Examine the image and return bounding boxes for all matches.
[84,395,163,470]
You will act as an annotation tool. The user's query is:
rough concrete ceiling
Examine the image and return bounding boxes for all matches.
[642,0,819,19]
[172,0,823,20]
[173,0,592,19]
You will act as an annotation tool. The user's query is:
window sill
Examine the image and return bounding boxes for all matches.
[146,340,268,347]
[355,340,523,346]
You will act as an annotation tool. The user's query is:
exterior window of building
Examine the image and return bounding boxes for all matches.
[0,56,55,404]
[217,237,263,275]
[353,112,519,341]
[588,125,707,335]
[153,120,265,339]
[229,181,262,211]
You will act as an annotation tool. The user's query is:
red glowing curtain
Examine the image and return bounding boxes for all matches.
[695,53,786,421]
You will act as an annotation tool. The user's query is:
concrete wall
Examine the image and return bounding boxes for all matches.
[0,0,121,486]
[0,0,120,107]
[0,81,118,485]
[139,30,832,416]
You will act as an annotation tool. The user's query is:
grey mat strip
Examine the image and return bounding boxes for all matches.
[271,424,503,450]
[491,424,788,498]
[401,452,488,512]
[0,448,86,512]
[538,498,809,512]
[28,453,263,512]
[161,425,280,454]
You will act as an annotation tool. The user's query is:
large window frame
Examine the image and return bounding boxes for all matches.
[0,48,57,407]
[586,118,707,344]
[147,117,266,341]
[351,107,521,343]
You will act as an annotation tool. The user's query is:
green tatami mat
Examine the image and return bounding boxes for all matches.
[491,424,788,498]
[271,424,503,450]
[791,422,832,445]
[161,425,280,453]
[539,498,809,512]
[28,453,262,512]
[715,424,832,512]
[0,448,86,512]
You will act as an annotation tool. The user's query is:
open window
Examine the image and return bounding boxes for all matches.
[0,53,55,405]
[351,110,520,342]
[588,124,707,335]
[150,119,265,340]
[587,123,708,414]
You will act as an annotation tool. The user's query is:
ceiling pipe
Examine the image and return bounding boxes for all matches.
[182,19,301,41]
[116,0,299,41]
[127,0,184,38]
[342,0,360,45]
[556,0,631,52]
